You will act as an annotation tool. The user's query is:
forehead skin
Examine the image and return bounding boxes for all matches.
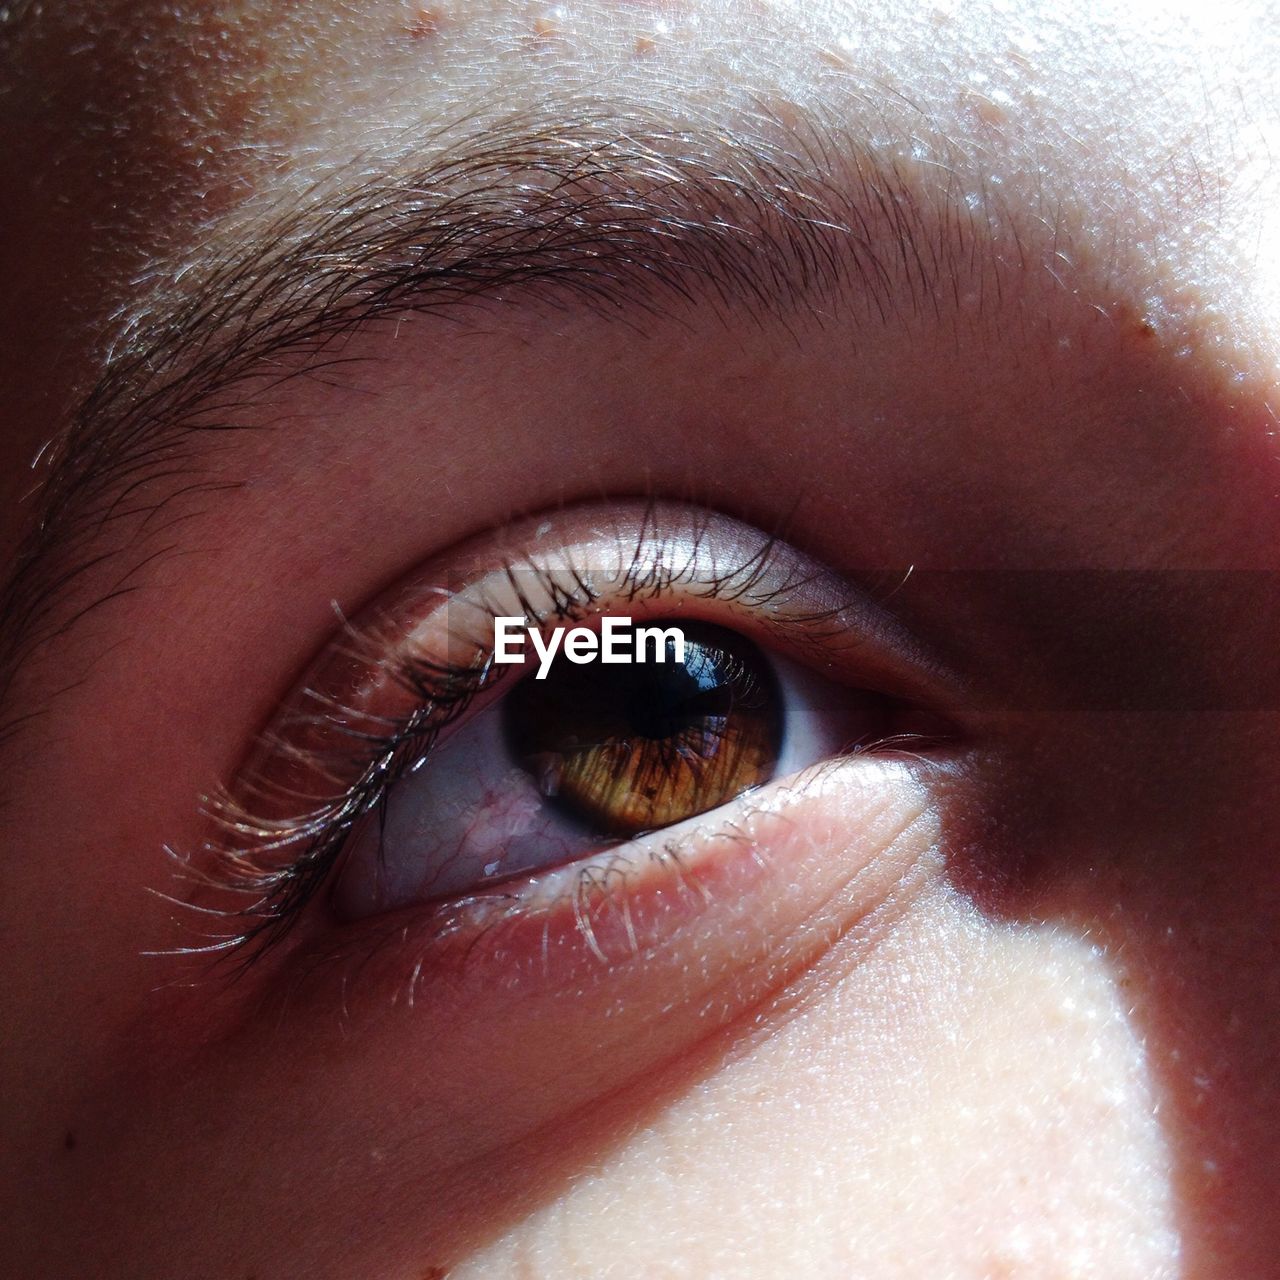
[4,0,1279,406]
[2,2,1280,1278]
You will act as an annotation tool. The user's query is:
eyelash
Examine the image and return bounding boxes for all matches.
[166,510,861,969]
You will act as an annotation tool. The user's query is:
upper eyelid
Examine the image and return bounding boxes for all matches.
[357,504,952,714]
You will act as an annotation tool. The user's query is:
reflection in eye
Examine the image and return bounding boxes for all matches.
[194,502,945,957]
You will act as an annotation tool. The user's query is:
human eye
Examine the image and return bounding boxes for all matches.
[180,500,957,989]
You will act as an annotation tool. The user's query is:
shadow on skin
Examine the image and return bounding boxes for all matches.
[940,611,1280,1278]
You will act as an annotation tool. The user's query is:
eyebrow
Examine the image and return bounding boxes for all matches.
[0,96,1024,717]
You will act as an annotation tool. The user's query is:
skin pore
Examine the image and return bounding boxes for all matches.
[2,1,1280,1276]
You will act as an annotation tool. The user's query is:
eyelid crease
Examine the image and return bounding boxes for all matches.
[157,501,947,971]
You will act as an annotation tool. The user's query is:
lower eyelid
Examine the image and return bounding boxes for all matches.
[288,752,943,1019]
[228,759,945,1197]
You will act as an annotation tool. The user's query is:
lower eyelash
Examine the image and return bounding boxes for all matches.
[261,808,779,1009]
[160,508,836,970]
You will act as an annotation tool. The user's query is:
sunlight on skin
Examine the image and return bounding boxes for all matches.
[455,891,1178,1278]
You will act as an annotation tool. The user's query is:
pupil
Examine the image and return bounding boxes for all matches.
[624,642,731,740]
[503,620,782,836]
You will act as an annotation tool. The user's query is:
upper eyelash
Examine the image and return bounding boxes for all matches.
[158,509,841,970]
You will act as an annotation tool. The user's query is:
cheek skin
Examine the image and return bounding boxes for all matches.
[23,761,937,1279]
[455,886,1179,1280]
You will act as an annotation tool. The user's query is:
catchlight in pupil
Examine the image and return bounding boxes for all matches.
[503,621,783,836]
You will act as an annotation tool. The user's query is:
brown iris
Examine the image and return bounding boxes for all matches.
[504,620,782,836]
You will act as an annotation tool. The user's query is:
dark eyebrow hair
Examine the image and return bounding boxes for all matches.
[0,96,1025,724]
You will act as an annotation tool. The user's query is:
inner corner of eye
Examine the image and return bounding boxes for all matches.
[334,613,905,920]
